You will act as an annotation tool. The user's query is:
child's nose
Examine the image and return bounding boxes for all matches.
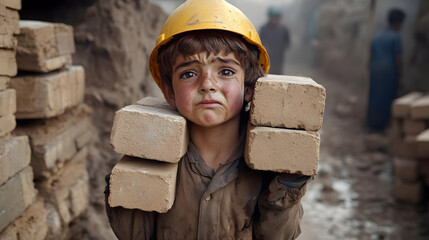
[199,72,218,93]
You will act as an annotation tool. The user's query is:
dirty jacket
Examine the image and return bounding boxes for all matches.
[105,132,309,240]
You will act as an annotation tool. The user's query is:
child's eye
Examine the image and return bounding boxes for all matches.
[219,69,235,77]
[179,71,196,79]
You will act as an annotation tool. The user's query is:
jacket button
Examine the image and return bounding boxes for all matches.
[205,195,211,201]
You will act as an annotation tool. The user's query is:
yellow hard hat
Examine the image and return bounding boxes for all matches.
[149,0,270,88]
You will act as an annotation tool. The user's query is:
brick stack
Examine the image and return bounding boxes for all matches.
[0,19,93,240]
[392,92,429,205]
[0,1,41,239]
[108,75,326,212]
[109,97,188,213]
[245,74,326,175]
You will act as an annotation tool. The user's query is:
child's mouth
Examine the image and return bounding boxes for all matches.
[198,99,222,108]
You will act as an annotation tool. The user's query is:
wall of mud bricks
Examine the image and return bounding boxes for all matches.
[108,74,326,213]
[0,4,94,238]
[392,92,429,208]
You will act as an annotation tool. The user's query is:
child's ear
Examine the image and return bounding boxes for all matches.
[160,80,177,108]
[244,85,254,102]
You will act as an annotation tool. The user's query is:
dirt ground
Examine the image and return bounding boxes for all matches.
[284,64,429,240]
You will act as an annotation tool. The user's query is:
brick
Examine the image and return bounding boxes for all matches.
[0,89,15,117]
[0,6,19,35]
[14,105,92,179]
[110,99,188,163]
[0,136,31,186]
[392,92,423,118]
[403,119,426,136]
[1,198,48,240]
[244,125,320,175]
[0,49,17,77]
[394,178,421,204]
[411,95,429,119]
[18,54,72,73]
[393,135,418,158]
[0,166,37,232]
[54,24,75,55]
[109,155,178,213]
[10,66,85,119]
[250,75,326,131]
[392,118,403,139]
[0,76,9,91]
[136,96,174,109]
[0,114,15,137]
[0,34,17,49]
[0,0,21,10]
[416,130,429,159]
[16,20,75,72]
[394,158,418,182]
[36,147,89,226]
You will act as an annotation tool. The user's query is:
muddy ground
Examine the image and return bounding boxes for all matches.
[285,64,429,240]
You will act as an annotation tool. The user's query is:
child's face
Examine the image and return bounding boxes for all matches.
[166,51,250,128]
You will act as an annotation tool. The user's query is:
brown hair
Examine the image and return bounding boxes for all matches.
[157,30,265,90]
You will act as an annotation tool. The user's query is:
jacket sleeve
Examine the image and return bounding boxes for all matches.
[253,175,311,240]
[104,179,158,240]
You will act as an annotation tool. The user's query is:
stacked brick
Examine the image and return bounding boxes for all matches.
[108,75,326,213]
[109,97,187,213]
[392,92,429,206]
[245,75,326,175]
[0,19,92,240]
[0,1,40,239]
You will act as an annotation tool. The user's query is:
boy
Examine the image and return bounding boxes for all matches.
[105,0,310,239]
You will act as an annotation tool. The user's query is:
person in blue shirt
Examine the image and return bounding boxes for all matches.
[367,8,406,131]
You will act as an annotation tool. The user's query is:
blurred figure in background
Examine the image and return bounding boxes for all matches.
[366,8,406,132]
[259,5,290,74]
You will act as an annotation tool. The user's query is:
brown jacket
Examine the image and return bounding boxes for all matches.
[106,134,308,240]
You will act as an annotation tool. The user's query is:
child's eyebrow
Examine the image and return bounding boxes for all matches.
[213,57,241,66]
[174,60,200,72]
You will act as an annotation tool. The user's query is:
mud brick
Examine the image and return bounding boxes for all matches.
[0,114,15,137]
[14,105,92,179]
[416,130,429,158]
[394,178,421,204]
[110,99,188,163]
[244,125,320,175]
[250,75,326,131]
[394,158,418,182]
[0,136,31,186]
[411,95,429,119]
[403,119,426,136]
[0,76,9,91]
[0,198,48,240]
[392,92,423,118]
[0,166,37,232]
[0,0,21,10]
[0,6,19,35]
[0,88,15,117]
[19,54,72,73]
[393,135,418,158]
[0,34,17,49]
[0,49,17,76]
[10,66,85,119]
[36,148,89,226]
[109,155,178,213]
[16,20,75,72]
